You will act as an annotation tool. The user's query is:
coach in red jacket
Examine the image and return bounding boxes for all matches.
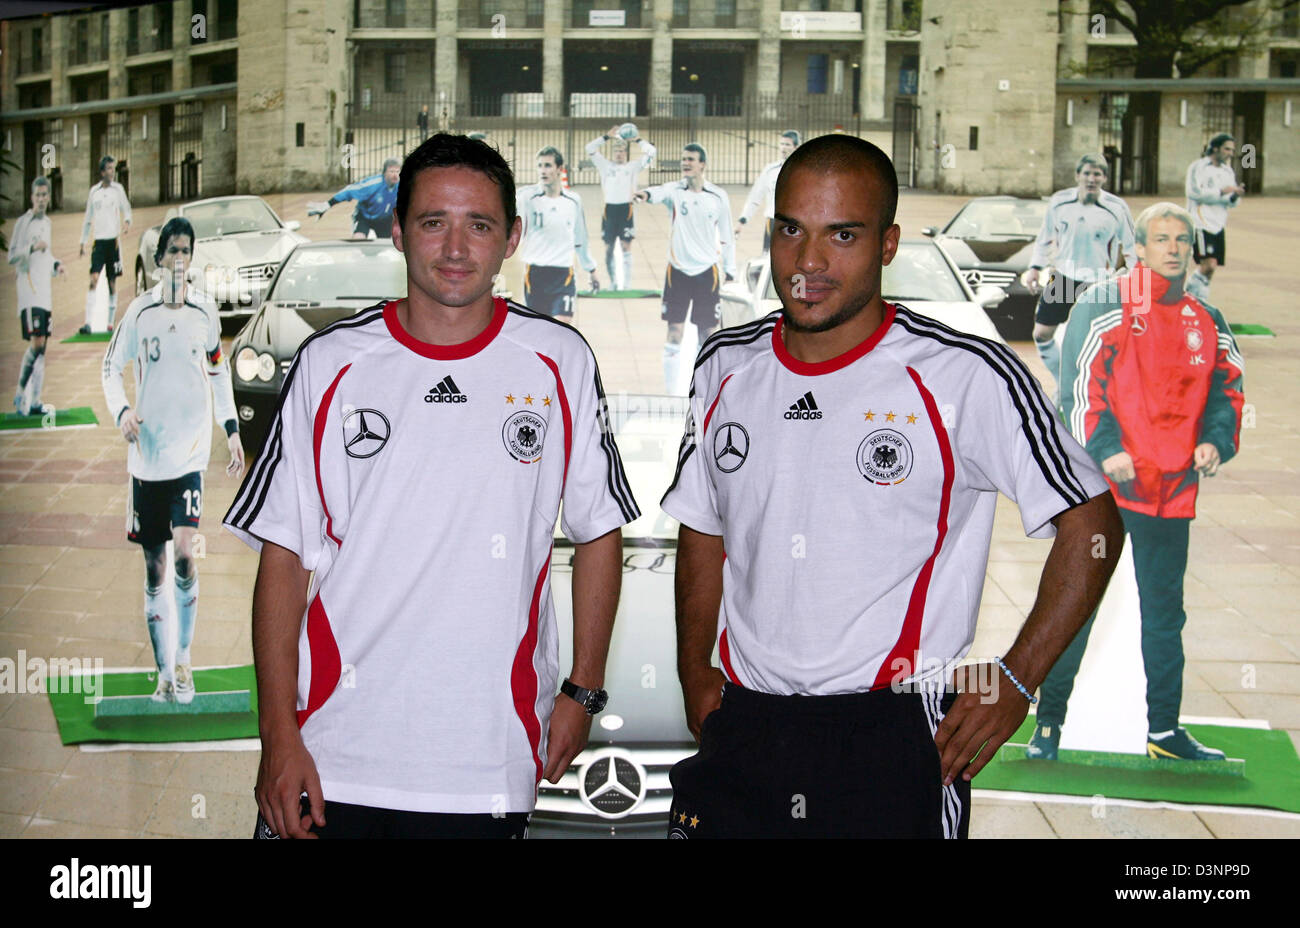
[1028,202,1245,762]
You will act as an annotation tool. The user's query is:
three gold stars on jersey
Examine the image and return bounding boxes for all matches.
[863,410,919,424]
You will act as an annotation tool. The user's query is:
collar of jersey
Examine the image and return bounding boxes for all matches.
[383,297,507,359]
[772,302,896,376]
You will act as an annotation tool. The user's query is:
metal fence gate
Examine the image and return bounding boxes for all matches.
[892,97,919,187]
[161,100,204,202]
[345,93,863,187]
[1099,91,1159,195]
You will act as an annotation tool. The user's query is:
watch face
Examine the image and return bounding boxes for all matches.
[587,689,609,714]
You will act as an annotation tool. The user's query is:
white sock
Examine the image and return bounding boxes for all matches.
[107,291,118,326]
[622,250,632,292]
[145,583,174,679]
[27,355,45,411]
[663,342,681,394]
[84,290,96,327]
[175,571,198,664]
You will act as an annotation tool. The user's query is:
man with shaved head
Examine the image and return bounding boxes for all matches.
[661,134,1124,838]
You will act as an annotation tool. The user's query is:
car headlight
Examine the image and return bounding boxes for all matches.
[257,352,276,382]
[235,347,260,382]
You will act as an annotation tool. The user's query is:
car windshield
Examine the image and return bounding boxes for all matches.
[762,242,967,303]
[942,200,1046,239]
[269,245,408,303]
[183,199,281,237]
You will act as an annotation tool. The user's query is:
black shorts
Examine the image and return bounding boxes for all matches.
[90,239,121,278]
[1034,273,1089,326]
[602,203,636,244]
[524,264,576,317]
[1194,228,1225,265]
[668,683,970,838]
[20,307,52,340]
[661,265,720,328]
[353,213,394,238]
[254,797,530,838]
[128,471,203,547]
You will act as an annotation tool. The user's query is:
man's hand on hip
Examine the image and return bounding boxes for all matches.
[543,693,592,783]
[680,664,725,743]
[933,661,1034,785]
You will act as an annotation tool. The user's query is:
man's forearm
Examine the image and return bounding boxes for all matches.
[569,529,623,687]
[252,542,311,739]
[1002,492,1124,692]
[676,525,725,674]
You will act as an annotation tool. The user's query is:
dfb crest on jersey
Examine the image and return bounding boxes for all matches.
[1184,328,1204,352]
[503,410,546,463]
[343,408,391,459]
[857,429,913,485]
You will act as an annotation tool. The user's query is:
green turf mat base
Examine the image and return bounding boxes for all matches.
[1230,323,1274,337]
[60,331,114,343]
[94,689,252,718]
[49,665,259,744]
[977,716,1300,813]
[997,744,1245,777]
[0,406,99,431]
[578,289,662,299]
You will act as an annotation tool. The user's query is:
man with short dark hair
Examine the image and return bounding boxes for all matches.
[515,146,599,321]
[1026,153,1136,392]
[736,129,800,252]
[1185,133,1244,296]
[79,155,132,333]
[307,158,400,239]
[586,125,656,291]
[661,134,1123,838]
[9,176,64,416]
[103,216,244,706]
[226,133,637,839]
[635,143,736,393]
[1031,202,1245,763]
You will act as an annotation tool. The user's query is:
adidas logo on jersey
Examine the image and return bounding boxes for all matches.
[425,375,468,403]
[784,392,822,420]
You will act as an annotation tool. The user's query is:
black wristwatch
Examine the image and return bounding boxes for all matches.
[560,678,608,715]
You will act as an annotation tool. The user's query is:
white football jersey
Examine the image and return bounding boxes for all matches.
[586,135,656,205]
[8,210,57,311]
[1185,156,1239,234]
[81,180,132,244]
[223,298,639,814]
[515,185,597,272]
[660,305,1109,696]
[102,283,237,481]
[1028,188,1137,283]
[739,159,783,223]
[644,180,737,278]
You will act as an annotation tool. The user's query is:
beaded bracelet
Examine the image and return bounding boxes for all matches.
[996,657,1037,705]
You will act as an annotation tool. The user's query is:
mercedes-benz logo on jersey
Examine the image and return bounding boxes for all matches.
[577,748,647,818]
[1130,313,1148,335]
[503,410,546,463]
[713,422,749,473]
[343,408,391,459]
[857,429,913,485]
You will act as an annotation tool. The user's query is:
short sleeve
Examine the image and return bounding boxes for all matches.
[555,343,640,543]
[659,365,724,537]
[955,346,1110,539]
[222,351,325,569]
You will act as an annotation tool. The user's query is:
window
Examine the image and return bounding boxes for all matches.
[385,53,406,93]
[127,9,139,55]
[158,3,174,50]
[526,0,543,27]
[572,0,594,27]
[386,0,405,28]
[673,0,690,28]
[969,126,978,151]
[807,53,828,94]
[30,26,45,71]
[216,0,237,41]
[100,13,110,61]
[715,0,735,28]
[152,71,168,94]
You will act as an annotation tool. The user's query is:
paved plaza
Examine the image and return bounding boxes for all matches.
[0,183,1297,838]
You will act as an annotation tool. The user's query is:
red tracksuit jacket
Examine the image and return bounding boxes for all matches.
[1058,265,1245,518]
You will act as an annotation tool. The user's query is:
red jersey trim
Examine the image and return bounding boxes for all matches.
[702,374,735,434]
[297,592,342,729]
[383,297,508,360]
[871,367,956,690]
[314,364,351,548]
[771,302,896,376]
[718,627,742,686]
[536,353,573,488]
[512,548,550,784]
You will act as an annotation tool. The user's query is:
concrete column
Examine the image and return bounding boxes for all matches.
[543,0,564,112]
[173,0,193,91]
[435,0,458,113]
[757,0,781,106]
[1058,0,1088,78]
[108,8,127,98]
[50,15,67,107]
[1237,0,1271,78]
[649,0,672,106]
[860,0,886,119]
